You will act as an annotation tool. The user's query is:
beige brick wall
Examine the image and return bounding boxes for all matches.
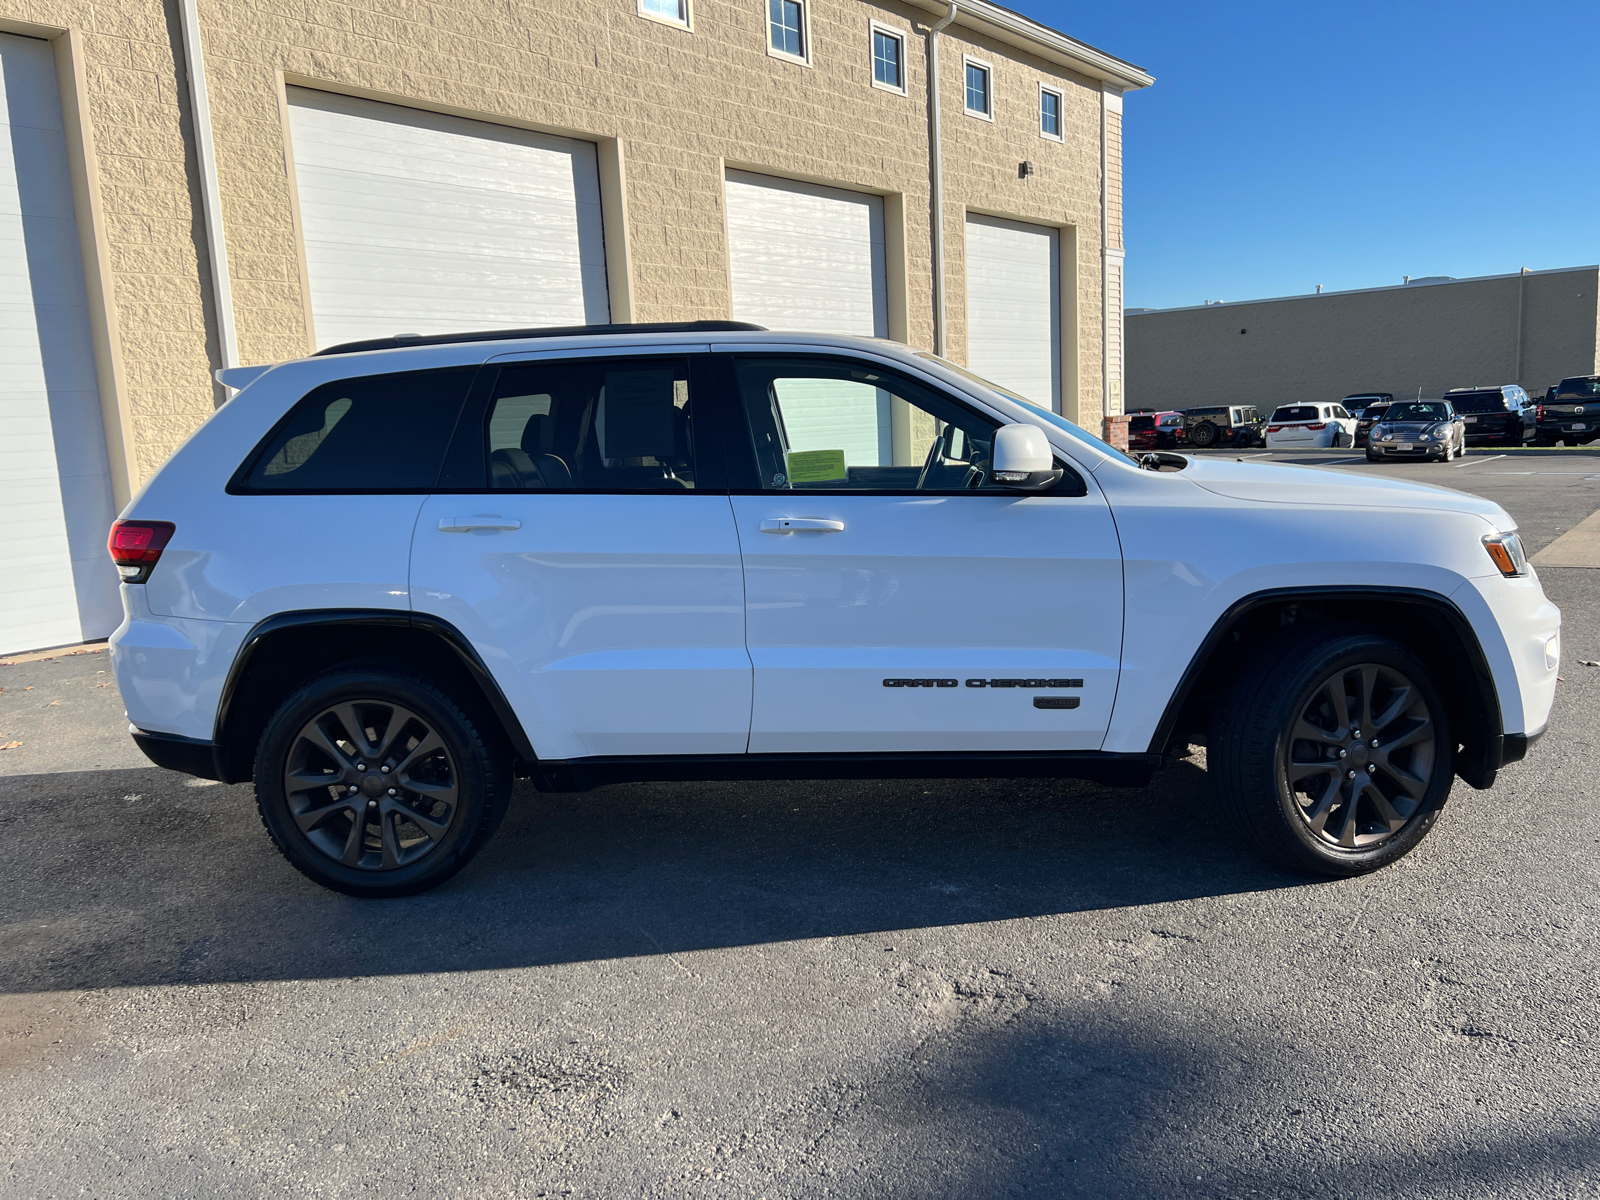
[7,0,1131,481]
[1126,268,1600,412]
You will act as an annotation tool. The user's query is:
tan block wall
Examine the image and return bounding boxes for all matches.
[6,0,1121,483]
[1126,269,1600,411]
[4,1,218,483]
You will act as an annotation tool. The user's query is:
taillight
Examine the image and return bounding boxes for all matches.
[1536,405,1545,420]
[108,520,175,584]
[1305,422,1327,430]
[1266,425,1282,432]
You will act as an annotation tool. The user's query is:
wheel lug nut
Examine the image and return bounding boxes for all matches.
[1338,749,1347,758]
[1347,770,1356,779]
[357,763,366,771]
[388,788,396,796]
[348,785,358,794]
[1366,764,1376,774]
[1371,739,1379,747]
[380,765,390,774]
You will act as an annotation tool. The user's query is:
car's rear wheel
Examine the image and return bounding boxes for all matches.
[255,667,511,897]
[1211,630,1453,877]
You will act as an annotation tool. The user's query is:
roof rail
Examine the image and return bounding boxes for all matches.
[313,320,769,357]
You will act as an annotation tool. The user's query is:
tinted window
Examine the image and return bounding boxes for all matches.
[239,368,474,493]
[1555,377,1600,400]
[731,356,1079,493]
[1129,415,1155,431]
[1359,405,1390,420]
[1446,391,1509,414]
[1332,406,1351,419]
[1272,406,1318,422]
[484,357,698,491]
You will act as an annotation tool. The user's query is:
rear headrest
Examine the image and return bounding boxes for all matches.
[602,370,676,460]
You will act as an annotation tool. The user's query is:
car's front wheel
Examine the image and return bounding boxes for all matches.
[1211,630,1453,877]
[255,667,511,897]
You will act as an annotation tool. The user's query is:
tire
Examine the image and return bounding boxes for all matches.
[1210,629,1453,877]
[1365,450,1380,462]
[1190,422,1219,448]
[254,666,512,897]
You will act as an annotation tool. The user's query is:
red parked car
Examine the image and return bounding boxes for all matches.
[1128,410,1187,452]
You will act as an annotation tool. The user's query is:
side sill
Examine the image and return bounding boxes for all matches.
[131,728,225,781]
[530,751,1163,793]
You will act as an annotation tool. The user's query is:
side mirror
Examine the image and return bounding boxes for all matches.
[989,423,1063,491]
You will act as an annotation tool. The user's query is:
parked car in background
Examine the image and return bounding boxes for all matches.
[1128,410,1187,452]
[1445,386,1536,446]
[1353,402,1392,446]
[1341,392,1393,444]
[1366,400,1466,462]
[1264,403,1358,449]
[1536,375,1600,445]
[1183,405,1265,448]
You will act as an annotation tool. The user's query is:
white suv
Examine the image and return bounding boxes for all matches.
[108,323,1560,896]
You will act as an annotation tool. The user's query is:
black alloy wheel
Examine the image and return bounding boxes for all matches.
[1190,422,1218,447]
[1211,630,1453,876]
[255,668,510,897]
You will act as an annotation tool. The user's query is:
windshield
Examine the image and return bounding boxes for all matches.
[1385,402,1450,422]
[1358,405,1389,420]
[915,352,1125,459]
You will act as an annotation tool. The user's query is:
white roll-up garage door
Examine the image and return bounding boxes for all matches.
[725,171,889,463]
[0,34,119,655]
[286,89,609,350]
[964,214,1061,412]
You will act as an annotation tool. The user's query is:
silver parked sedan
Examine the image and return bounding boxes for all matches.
[1365,400,1466,462]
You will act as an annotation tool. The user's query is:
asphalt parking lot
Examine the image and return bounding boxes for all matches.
[4,448,1598,1198]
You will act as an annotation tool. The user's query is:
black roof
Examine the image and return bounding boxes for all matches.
[313,321,769,357]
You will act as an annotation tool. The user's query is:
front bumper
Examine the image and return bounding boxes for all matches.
[1370,440,1446,457]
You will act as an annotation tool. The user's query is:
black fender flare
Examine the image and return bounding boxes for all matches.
[1145,586,1508,787]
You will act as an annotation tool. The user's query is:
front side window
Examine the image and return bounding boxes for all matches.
[1040,87,1062,138]
[237,368,475,493]
[769,0,805,59]
[965,61,991,116]
[484,357,699,491]
[732,356,1067,493]
[639,0,688,24]
[872,27,903,90]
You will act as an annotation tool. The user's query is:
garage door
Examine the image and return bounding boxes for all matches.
[964,214,1060,412]
[0,34,119,655]
[725,171,889,466]
[286,89,610,350]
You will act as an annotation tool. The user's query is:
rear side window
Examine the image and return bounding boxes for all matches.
[483,357,700,491]
[236,368,474,493]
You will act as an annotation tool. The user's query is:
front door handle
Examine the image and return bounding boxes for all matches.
[761,518,846,534]
[438,516,522,532]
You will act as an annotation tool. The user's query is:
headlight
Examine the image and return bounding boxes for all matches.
[1372,426,1388,439]
[1482,531,1529,578]
[1427,424,1449,438]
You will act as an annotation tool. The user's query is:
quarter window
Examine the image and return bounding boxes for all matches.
[237,369,475,493]
[872,26,904,91]
[639,0,688,24]
[965,60,991,117]
[768,0,805,59]
[482,358,700,492]
[1039,86,1062,139]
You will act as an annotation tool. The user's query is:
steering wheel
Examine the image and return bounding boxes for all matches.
[914,432,944,490]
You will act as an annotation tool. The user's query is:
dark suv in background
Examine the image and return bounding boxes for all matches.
[1182,405,1265,448]
[1537,376,1600,445]
[1350,400,1393,446]
[1445,386,1536,446]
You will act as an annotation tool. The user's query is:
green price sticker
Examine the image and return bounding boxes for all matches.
[787,449,847,483]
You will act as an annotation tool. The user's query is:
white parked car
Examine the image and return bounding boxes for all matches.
[109,323,1560,896]
[1265,403,1359,449]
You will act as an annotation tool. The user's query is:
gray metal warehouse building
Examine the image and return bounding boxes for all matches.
[1126,265,1600,412]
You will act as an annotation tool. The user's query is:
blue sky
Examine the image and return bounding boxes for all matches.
[1012,1,1600,310]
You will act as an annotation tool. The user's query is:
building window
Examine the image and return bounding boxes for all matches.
[871,23,905,93]
[768,0,806,61]
[964,58,992,119]
[639,0,689,26]
[1039,85,1063,140]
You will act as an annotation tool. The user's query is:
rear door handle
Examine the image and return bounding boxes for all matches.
[761,518,846,534]
[438,516,522,532]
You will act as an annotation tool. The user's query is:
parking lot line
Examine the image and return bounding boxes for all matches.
[1452,454,1505,468]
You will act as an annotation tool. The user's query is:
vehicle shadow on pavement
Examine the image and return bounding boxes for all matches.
[0,758,1317,993]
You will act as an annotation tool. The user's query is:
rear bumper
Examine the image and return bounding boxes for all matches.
[130,728,225,780]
